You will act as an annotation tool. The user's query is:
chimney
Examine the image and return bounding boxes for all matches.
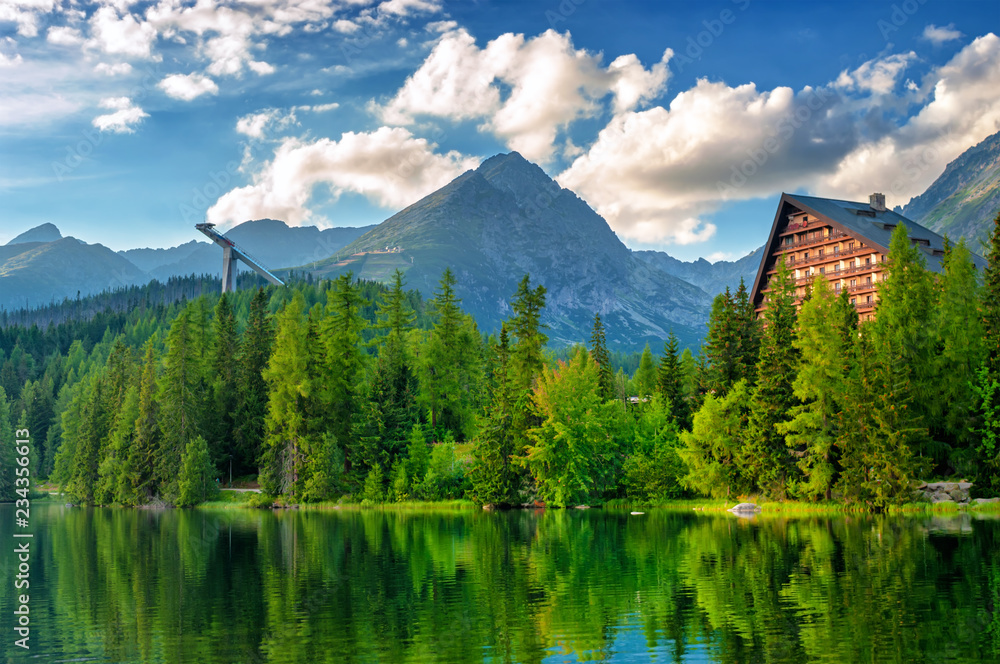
[869,192,886,212]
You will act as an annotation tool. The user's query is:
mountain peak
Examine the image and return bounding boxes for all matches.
[7,223,62,246]
[476,152,562,209]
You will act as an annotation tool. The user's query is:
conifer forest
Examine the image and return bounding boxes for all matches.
[3,218,1000,512]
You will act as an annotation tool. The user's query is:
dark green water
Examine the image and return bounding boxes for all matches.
[0,503,998,663]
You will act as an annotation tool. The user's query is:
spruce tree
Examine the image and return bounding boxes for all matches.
[125,341,159,503]
[705,289,740,395]
[589,313,614,401]
[234,287,273,476]
[261,294,311,497]
[734,277,762,384]
[509,274,548,393]
[210,292,241,482]
[0,388,15,501]
[777,276,852,500]
[319,273,368,477]
[177,435,218,507]
[976,210,1000,495]
[744,257,798,498]
[634,344,657,398]
[469,325,519,506]
[657,331,688,428]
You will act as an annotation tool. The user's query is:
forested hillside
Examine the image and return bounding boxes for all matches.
[2,216,1000,510]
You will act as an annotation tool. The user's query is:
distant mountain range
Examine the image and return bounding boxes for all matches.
[300,153,714,347]
[7,131,994,348]
[1,220,373,312]
[900,130,1000,249]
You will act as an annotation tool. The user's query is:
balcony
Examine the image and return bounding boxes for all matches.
[775,229,849,253]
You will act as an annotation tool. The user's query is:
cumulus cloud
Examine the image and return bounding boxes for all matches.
[557,35,1000,246]
[207,126,478,226]
[379,28,671,163]
[835,52,915,95]
[378,0,442,17]
[92,96,148,133]
[47,26,85,46]
[923,24,963,44]
[95,62,133,76]
[0,0,56,38]
[88,6,158,59]
[158,73,219,100]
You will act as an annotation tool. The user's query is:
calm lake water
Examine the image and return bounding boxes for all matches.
[0,503,998,663]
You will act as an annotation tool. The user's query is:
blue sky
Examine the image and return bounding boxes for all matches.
[1,0,998,261]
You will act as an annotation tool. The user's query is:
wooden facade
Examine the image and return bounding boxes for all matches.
[749,192,970,322]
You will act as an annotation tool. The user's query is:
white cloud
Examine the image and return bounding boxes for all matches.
[47,26,84,46]
[379,29,671,163]
[0,51,22,67]
[92,96,148,133]
[88,6,158,59]
[158,73,219,101]
[827,33,1000,204]
[923,24,963,45]
[236,109,282,138]
[558,34,1000,247]
[207,126,478,226]
[333,19,360,34]
[304,102,339,112]
[0,0,56,38]
[95,62,133,76]
[377,0,442,17]
[835,52,915,95]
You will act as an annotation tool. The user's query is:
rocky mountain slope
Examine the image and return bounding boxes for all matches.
[6,222,63,245]
[900,130,1000,247]
[0,237,148,310]
[304,152,712,350]
[633,247,764,297]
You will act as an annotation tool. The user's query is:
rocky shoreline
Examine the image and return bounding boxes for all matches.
[914,481,1000,506]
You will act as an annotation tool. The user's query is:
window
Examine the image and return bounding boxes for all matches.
[819,267,825,274]
[851,298,856,305]
[866,276,872,285]
[804,251,809,260]
[849,260,855,269]
[835,283,841,292]
[849,242,855,250]
[850,279,857,287]
[866,257,871,265]
[834,246,840,255]
[866,295,873,304]
[834,264,841,273]
[818,248,824,257]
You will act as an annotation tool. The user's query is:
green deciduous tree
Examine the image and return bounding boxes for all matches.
[634,344,657,398]
[679,380,752,499]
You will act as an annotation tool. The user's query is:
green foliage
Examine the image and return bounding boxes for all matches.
[623,395,684,502]
[778,277,853,501]
[679,380,752,499]
[177,435,218,507]
[657,331,688,428]
[745,257,798,498]
[589,314,614,401]
[419,437,466,500]
[0,387,15,502]
[361,463,386,505]
[521,347,612,506]
[973,365,1000,496]
[234,287,273,476]
[633,343,657,398]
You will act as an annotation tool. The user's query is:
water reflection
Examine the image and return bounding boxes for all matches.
[0,504,997,663]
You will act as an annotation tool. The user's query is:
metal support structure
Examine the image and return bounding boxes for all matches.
[195,223,284,293]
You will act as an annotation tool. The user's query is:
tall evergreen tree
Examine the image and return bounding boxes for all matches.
[0,388,15,502]
[210,293,241,482]
[634,344,657,398]
[657,331,688,428]
[734,277,762,383]
[871,222,938,463]
[509,274,548,393]
[589,313,614,401]
[975,210,1000,495]
[777,276,855,500]
[234,287,273,476]
[705,289,740,395]
[261,294,311,497]
[469,325,520,506]
[744,257,799,498]
[319,273,368,477]
[125,340,160,503]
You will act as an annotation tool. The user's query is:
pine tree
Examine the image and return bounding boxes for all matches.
[319,273,368,478]
[777,276,853,500]
[69,375,109,504]
[976,210,1000,495]
[469,325,520,506]
[657,331,688,427]
[932,239,984,468]
[177,435,218,507]
[871,222,938,463]
[261,294,311,498]
[734,277,762,384]
[0,387,15,502]
[157,304,207,499]
[234,287,273,476]
[126,341,160,503]
[509,274,548,393]
[744,257,799,498]
[589,313,614,401]
[634,344,657,398]
[705,289,740,395]
[210,293,241,483]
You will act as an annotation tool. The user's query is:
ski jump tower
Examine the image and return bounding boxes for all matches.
[195,223,285,293]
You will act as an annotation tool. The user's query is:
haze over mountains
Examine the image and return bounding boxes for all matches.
[4,130,997,347]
